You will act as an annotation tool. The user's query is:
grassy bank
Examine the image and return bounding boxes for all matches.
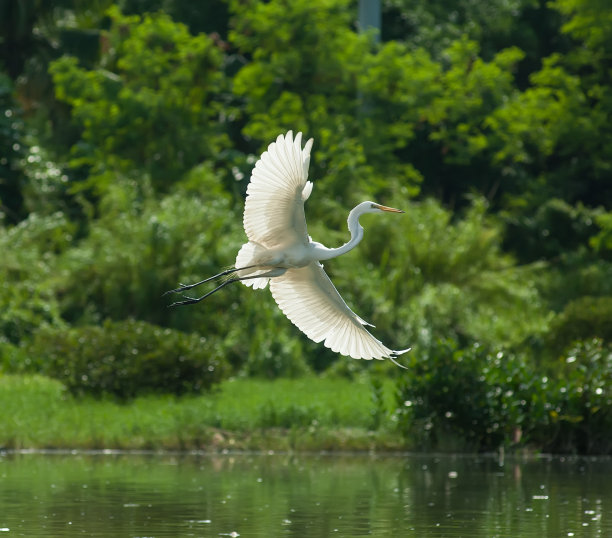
[0,374,405,452]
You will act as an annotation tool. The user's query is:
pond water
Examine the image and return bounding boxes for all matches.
[0,451,609,537]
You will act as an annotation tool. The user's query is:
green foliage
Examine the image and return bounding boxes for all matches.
[230,0,423,203]
[24,319,229,399]
[230,0,530,207]
[421,41,525,166]
[0,212,70,344]
[240,314,312,379]
[382,0,539,60]
[546,296,612,355]
[522,204,612,311]
[486,0,612,211]
[538,339,612,453]
[395,340,511,450]
[1,0,612,453]
[488,54,587,162]
[0,340,29,374]
[339,197,548,350]
[540,255,612,313]
[591,210,612,255]
[17,143,77,218]
[381,0,611,213]
[55,171,239,327]
[121,0,229,36]
[49,7,228,193]
[503,199,602,262]
[552,0,612,53]
[395,337,612,453]
[0,0,69,78]
[369,376,386,430]
[485,55,607,206]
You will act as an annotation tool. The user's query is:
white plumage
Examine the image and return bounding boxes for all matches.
[243,132,312,248]
[270,262,402,360]
[167,131,408,364]
[236,131,409,363]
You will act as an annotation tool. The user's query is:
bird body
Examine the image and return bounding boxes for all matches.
[167,131,409,365]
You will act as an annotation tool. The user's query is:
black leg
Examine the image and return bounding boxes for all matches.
[167,268,286,307]
[168,278,239,307]
[163,265,257,296]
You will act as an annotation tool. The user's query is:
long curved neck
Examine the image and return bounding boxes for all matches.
[315,206,365,261]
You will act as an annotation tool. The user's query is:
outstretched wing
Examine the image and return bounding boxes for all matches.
[270,262,409,360]
[243,131,314,248]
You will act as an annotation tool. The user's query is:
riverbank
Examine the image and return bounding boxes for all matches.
[0,374,406,452]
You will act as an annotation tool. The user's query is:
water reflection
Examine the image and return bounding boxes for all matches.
[0,451,609,537]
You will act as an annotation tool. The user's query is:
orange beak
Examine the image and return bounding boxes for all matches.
[374,204,404,214]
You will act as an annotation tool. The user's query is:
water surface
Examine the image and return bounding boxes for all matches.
[0,451,609,536]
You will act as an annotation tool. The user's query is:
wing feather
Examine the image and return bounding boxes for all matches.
[243,131,314,248]
[270,262,407,360]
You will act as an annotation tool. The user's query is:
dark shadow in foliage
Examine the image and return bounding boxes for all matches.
[546,296,612,356]
[503,199,602,263]
[25,319,229,400]
[123,0,230,37]
[0,72,26,223]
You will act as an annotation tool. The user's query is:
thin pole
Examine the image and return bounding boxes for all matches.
[358,0,381,43]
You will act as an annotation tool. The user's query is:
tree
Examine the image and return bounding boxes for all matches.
[49,7,229,195]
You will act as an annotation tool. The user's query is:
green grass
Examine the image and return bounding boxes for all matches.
[0,374,404,451]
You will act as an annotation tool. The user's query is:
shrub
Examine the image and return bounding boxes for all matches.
[394,338,556,451]
[0,212,69,345]
[25,319,229,399]
[395,337,612,454]
[395,339,513,451]
[0,340,29,373]
[536,339,612,454]
[546,296,612,355]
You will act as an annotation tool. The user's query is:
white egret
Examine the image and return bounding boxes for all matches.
[166,131,409,366]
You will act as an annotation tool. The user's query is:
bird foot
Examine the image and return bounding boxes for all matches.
[167,293,200,307]
[162,283,193,296]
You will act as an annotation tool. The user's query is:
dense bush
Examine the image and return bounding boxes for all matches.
[395,338,612,454]
[240,314,312,379]
[537,339,612,454]
[395,340,520,450]
[0,212,70,344]
[546,296,612,355]
[24,320,229,399]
